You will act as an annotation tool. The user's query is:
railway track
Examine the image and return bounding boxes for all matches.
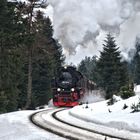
[30,108,140,140]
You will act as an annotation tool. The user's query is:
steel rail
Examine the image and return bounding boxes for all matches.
[30,108,129,140]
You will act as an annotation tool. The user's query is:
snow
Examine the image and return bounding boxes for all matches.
[134,85,140,95]
[69,95,140,133]
[0,85,140,139]
[56,85,140,139]
[0,109,66,140]
[67,85,140,135]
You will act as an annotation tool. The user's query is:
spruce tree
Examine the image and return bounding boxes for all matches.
[31,13,54,107]
[78,56,97,81]
[96,34,128,99]
[30,12,64,107]
[133,37,140,84]
[15,2,64,109]
[0,1,25,112]
[15,0,48,109]
[0,0,7,113]
[78,59,88,77]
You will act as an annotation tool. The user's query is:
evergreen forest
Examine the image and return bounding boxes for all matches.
[0,0,64,113]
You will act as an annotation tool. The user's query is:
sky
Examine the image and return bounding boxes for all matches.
[46,0,140,65]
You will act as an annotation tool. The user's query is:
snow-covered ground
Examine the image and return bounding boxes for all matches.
[69,95,140,133]
[0,85,140,140]
[0,109,66,140]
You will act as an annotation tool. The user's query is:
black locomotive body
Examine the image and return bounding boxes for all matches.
[51,66,94,107]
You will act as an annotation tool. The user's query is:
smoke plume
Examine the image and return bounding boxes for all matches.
[48,0,140,63]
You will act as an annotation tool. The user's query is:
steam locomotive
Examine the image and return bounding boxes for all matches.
[51,66,95,107]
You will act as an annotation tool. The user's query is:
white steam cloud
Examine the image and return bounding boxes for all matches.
[47,0,140,64]
[80,90,105,104]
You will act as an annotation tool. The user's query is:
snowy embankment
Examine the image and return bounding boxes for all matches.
[68,85,140,134]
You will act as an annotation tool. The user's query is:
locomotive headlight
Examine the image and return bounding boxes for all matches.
[57,88,61,92]
[71,88,75,92]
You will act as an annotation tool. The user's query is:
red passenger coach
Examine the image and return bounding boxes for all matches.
[51,66,94,107]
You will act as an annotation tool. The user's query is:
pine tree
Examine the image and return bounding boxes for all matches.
[0,0,8,112]
[0,1,25,112]
[15,0,48,109]
[30,12,64,107]
[78,56,97,81]
[96,34,128,99]
[78,59,88,77]
[133,37,140,84]
[31,13,52,107]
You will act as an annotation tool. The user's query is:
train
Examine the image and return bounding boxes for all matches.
[51,66,95,107]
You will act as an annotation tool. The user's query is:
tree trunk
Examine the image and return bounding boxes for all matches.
[24,48,32,109]
[24,0,34,109]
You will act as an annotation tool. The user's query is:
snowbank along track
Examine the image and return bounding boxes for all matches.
[30,108,136,140]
